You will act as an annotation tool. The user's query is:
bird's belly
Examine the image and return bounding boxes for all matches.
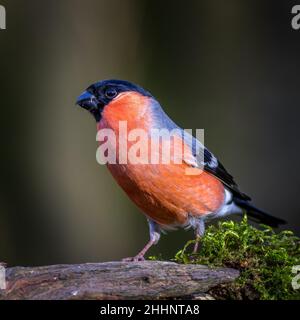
[107,162,225,227]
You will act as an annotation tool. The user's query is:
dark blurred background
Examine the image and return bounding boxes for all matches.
[0,0,299,266]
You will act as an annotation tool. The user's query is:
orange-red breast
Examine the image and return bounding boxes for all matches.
[76,79,285,261]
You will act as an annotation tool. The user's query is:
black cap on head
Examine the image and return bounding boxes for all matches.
[76,79,153,122]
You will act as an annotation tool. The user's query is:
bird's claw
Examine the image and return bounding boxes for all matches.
[122,255,145,262]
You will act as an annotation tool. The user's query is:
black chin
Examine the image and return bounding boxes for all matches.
[79,102,103,122]
[89,108,102,122]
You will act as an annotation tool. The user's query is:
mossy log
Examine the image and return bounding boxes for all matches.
[0,261,239,300]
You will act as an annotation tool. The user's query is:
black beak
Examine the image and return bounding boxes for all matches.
[76,91,102,122]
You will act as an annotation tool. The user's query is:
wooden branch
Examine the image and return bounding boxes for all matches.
[0,261,239,300]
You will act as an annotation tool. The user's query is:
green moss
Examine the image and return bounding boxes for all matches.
[171,216,300,300]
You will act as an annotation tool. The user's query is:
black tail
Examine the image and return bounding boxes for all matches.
[234,198,286,228]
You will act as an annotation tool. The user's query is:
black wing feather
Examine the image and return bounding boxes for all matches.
[199,148,251,201]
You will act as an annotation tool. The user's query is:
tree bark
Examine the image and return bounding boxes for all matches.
[0,261,239,300]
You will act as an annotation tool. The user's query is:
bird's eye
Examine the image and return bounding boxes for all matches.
[105,88,118,99]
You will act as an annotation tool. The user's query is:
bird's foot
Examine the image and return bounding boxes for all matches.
[122,255,145,262]
[122,238,156,262]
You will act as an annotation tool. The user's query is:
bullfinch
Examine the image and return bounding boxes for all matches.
[76,79,285,261]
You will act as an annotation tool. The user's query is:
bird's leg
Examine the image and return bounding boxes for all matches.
[193,236,200,254]
[193,219,205,254]
[122,219,161,262]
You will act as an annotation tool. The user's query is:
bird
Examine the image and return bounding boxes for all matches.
[76,79,286,261]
